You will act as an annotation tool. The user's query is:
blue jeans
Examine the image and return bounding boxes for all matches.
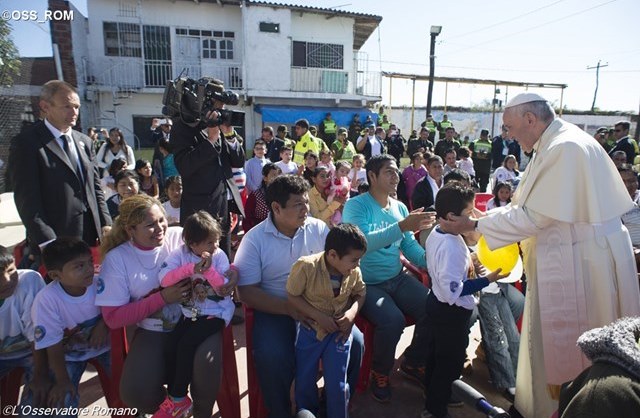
[468,282,524,329]
[361,272,430,375]
[20,350,111,417]
[252,311,363,418]
[295,325,351,418]
[478,286,520,389]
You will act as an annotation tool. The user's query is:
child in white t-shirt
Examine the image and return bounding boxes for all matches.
[486,182,512,211]
[275,146,298,175]
[0,246,45,385]
[25,238,110,410]
[162,175,182,226]
[422,184,505,418]
[348,154,367,196]
[153,210,234,418]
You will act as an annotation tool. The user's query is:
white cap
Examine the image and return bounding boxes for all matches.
[505,93,547,109]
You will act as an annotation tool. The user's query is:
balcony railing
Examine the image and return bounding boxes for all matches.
[290,67,381,97]
[85,57,243,91]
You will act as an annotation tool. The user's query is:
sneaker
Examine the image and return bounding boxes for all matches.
[370,370,391,403]
[399,362,425,390]
[152,395,193,418]
[447,395,464,408]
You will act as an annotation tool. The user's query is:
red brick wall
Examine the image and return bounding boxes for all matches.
[48,0,77,86]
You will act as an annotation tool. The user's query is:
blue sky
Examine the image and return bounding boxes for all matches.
[3,0,639,112]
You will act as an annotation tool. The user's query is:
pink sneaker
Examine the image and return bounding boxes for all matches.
[151,395,193,418]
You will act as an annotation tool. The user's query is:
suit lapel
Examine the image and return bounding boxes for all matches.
[41,123,76,174]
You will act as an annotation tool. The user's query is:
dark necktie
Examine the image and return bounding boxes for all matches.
[61,135,83,181]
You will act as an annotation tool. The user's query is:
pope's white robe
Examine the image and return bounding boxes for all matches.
[478,118,640,418]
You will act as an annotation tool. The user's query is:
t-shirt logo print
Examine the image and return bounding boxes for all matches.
[96,277,105,294]
[449,281,459,293]
[34,325,46,342]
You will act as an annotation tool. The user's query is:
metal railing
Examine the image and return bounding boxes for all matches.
[290,67,381,96]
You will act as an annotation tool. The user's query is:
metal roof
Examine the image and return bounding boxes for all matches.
[173,1,381,49]
[246,1,382,50]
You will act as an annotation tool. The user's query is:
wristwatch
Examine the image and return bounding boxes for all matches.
[474,220,479,230]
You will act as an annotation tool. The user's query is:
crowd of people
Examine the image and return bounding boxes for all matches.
[2,80,640,418]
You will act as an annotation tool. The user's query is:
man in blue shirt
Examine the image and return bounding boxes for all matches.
[236,175,363,418]
[343,154,435,403]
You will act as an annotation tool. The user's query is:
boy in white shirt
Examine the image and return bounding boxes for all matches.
[275,146,298,175]
[23,238,110,411]
[422,184,505,418]
[0,246,46,390]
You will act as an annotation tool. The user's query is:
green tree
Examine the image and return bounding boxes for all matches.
[0,20,20,86]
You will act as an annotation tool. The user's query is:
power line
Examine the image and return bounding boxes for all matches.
[441,0,567,42]
[439,0,618,58]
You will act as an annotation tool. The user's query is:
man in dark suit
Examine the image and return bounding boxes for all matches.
[491,125,521,169]
[8,80,112,261]
[609,120,636,164]
[172,82,245,256]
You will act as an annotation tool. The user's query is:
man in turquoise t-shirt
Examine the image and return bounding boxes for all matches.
[343,154,435,403]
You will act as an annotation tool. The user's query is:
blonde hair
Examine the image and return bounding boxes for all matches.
[100,194,165,257]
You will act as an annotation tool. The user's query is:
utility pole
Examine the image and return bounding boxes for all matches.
[587,60,608,112]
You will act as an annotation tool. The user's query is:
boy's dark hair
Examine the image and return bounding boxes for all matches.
[266,175,310,210]
[254,140,266,148]
[435,183,475,220]
[42,237,92,272]
[457,146,470,159]
[182,210,222,248]
[108,157,127,177]
[158,138,172,153]
[280,145,293,153]
[357,182,370,194]
[114,170,139,188]
[325,223,367,257]
[0,245,15,271]
[365,154,396,183]
[443,168,471,186]
[164,175,182,190]
[303,150,318,161]
[262,162,280,177]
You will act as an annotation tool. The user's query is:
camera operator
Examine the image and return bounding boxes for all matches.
[171,97,245,256]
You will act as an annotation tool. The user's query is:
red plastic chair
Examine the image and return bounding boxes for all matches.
[244,307,269,418]
[217,325,241,418]
[474,193,494,212]
[355,256,431,393]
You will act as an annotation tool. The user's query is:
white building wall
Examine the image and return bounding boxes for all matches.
[243,7,291,91]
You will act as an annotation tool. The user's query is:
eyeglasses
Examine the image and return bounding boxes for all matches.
[614,129,623,132]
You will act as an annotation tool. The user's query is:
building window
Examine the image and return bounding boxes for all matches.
[219,40,233,60]
[202,38,217,59]
[292,41,344,69]
[176,28,234,60]
[104,22,141,57]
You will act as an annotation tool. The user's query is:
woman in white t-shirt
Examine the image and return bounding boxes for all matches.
[493,154,519,184]
[95,194,238,416]
[96,128,136,172]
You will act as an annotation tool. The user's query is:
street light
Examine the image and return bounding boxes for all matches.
[426,25,442,119]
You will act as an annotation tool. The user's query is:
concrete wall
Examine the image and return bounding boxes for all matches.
[243,6,291,91]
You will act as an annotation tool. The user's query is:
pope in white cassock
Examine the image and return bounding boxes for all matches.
[442,93,640,418]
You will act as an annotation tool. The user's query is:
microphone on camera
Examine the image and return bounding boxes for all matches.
[451,380,510,418]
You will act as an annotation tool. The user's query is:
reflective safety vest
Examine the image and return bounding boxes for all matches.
[425,120,437,132]
[322,119,337,134]
[294,131,323,164]
[471,139,492,159]
[439,120,453,131]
